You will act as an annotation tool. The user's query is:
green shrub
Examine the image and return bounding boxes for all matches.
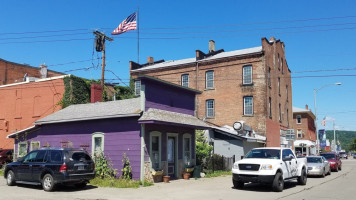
[121,153,132,179]
[204,170,231,178]
[195,130,213,166]
[94,152,117,179]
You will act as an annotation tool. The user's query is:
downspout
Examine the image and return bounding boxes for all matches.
[140,83,146,182]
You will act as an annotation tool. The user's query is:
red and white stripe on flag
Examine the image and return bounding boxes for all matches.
[112,12,137,35]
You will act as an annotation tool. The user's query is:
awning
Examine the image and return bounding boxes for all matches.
[138,108,210,129]
[294,140,316,147]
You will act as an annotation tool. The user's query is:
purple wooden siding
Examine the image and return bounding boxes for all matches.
[142,79,195,115]
[15,117,142,180]
[144,124,195,162]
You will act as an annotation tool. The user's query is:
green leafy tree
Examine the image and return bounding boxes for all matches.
[94,152,117,179]
[195,130,213,166]
[121,153,132,180]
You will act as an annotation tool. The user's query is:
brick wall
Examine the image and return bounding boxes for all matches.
[293,112,316,141]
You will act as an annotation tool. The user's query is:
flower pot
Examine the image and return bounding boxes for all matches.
[163,175,170,183]
[183,172,190,180]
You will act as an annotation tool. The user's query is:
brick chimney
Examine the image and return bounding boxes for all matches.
[209,40,215,53]
[40,63,48,78]
[91,84,103,103]
[147,56,154,64]
[305,104,309,110]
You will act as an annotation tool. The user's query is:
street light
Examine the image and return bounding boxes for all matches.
[314,82,341,154]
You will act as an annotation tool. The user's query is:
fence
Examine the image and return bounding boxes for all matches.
[205,154,235,172]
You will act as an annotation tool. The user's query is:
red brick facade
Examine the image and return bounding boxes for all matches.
[130,37,293,147]
[293,105,316,142]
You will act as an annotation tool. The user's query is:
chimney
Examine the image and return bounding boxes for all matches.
[305,104,309,110]
[91,84,103,103]
[209,40,215,53]
[40,63,48,78]
[269,36,276,43]
[147,56,154,64]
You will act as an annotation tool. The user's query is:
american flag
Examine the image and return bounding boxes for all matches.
[111,12,137,35]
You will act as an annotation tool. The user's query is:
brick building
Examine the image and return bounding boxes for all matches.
[293,105,316,155]
[130,37,293,147]
[0,75,67,149]
[0,58,64,85]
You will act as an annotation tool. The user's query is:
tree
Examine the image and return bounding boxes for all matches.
[195,130,213,166]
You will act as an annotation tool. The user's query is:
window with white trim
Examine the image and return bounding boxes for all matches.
[18,142,28,158]
[30,141,40,151]
[183,134,192,167]
[134,80,141,96]
[243,96,253,115]
[206,99,215,118]
[181,74,189,87]
[150,131,161,170]
[206,71,214,89]
[296,115,302,124]
[92,132,104,156]
[297,129,303,138]
[243,65,252,84]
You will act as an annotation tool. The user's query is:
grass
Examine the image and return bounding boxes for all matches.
[0,167,4,176]
[204,170,232,178]
[89,177,153,188]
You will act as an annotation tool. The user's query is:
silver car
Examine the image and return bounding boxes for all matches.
[306,156,331,177]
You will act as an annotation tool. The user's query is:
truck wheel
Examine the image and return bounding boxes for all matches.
[6,170,16,186]
[42,174,56,192]
[297,168,307,185]
[233,180,244,189]
[272,172,284,192]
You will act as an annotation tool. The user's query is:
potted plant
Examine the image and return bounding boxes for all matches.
[163,175,170,183]
[151,169,163,183]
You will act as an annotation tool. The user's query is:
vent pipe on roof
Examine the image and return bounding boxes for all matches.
[147,56,154,64]
[305,104,309,110]
[209,40,215,53]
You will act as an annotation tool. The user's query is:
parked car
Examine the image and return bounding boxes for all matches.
[306,156,331,177]
[4,148,95,191]
[320,152,342,172]
[339,151,348,159]
[232,147,307,192]
[0,149,13,167]
[353,153,356,159]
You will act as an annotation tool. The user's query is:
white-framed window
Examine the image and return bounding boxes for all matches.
[206,99,215,118]
[92,132,104,156]
[297,129,303,138]
[150,131,161,170]
[243,65,252,84]
[18,142,28,158]
[183,134,192,167]
[181,74,189,87]
[296,115,302,124]
[206,71,214,89]
[134,80,141,96]
[243,96,253,115]
[30,141,40,151]
[269,97,272,118]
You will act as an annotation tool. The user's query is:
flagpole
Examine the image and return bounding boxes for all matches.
[137,7,140,63]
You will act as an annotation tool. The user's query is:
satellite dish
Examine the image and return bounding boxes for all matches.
[233,122,242,131]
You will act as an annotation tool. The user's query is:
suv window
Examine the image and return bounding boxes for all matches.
[48,150,63,163]
[71,152,91,162]
[34,150,47,162]
[282,149,295,159]
[24,151,38,162]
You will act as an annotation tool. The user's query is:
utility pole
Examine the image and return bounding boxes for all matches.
[93,31,113,88]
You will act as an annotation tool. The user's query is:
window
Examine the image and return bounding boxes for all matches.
[286,85,289,101]
[281,58,284,74]
[268,67,271,87]
[183,134,192,167]
[30,141,40,151]
[18,142,28,158]
[297,129,303,138]
[181,74,189,87]
[206,99,215,118]
[134,80,141,96]
[33,150,47,162]
[49,150,63,163]
[277,54,280,70]
[269,97,272,118]
[150,131,161,170]
[243,97,253,115]
[206,71,214,89]
[243,65,252,84]
[278,77,281,95]
[92,132,104,156]
[287,109,289,126]
[23,151,38,162]
[296,115,302,124]
[279,104,282,122]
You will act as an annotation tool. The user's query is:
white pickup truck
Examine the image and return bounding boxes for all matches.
[232,147,307,192]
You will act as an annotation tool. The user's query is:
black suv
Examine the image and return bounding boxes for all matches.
[4,148,95,191]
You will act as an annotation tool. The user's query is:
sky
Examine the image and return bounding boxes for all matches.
[1,0,355,131]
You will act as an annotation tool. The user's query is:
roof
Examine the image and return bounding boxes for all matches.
[213,125,266,143]
[0,58,65,75]
[131,46,263,72]
[293,106,316,119]
[35,98,141,125]
[138,108,209,129]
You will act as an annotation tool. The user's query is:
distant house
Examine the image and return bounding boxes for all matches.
[293,105,316,155]
[8,76,209,181]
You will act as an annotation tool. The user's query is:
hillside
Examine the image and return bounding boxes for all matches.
[325,130,356,151]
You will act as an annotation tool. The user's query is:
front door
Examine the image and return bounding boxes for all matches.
[167,137,176,178]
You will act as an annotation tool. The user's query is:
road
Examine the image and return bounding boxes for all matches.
[1,158,356,200]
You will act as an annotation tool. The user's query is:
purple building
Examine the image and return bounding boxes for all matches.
[8,76,209,181]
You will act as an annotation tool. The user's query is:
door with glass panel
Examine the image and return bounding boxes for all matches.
[167,137,176,178]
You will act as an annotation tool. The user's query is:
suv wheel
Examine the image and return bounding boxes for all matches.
[272,172,284,192]
[42,174,55,192]
[6,170,15,186]
[297,168,307,185]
